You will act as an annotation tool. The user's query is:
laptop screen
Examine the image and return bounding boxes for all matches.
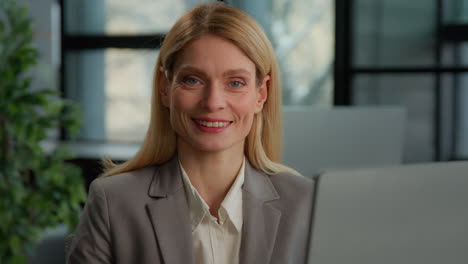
[306,162,468,264]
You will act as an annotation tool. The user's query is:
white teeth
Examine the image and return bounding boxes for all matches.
[195,120,230,128]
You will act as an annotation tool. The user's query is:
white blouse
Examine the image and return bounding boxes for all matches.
[179,159,245,264]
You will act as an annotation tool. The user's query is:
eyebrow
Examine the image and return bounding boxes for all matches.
[176,65,252,78]
[176,65,206,77]
[222,69,252,78]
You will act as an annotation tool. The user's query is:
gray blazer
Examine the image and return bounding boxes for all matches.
[67,156,314,264]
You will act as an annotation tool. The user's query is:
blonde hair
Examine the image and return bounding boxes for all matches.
[102,2,298,177]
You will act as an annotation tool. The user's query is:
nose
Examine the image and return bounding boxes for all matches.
[202,82,226,111]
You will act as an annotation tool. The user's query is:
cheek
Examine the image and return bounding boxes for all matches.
[168,91,197,129]
[172,89,187,107]
[170,89,199,113]
[237,92,259,115]
[235,95,258,126]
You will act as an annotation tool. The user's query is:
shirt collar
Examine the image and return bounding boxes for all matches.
[179,158,245,232]
[219,159,244,231]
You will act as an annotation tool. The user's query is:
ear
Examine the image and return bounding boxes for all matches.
[254,74,269,113]
[158,67,170,108]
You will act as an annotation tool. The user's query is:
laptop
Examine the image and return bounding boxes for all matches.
[306,161,468,264]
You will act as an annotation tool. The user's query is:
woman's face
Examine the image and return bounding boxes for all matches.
[160,34,268,155]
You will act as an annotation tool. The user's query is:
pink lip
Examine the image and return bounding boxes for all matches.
[192,118,232,133]
[194,117,232,122]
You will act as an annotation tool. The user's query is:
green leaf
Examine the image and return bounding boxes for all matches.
[0,19,5,35]
[1,1,84,262]
[9,235,21,254]
[10,254,28,264]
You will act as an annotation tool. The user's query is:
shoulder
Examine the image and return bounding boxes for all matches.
[269,171,315,201]
[266,171,315,235]
[90,165,158,198]
[244,161,316,203]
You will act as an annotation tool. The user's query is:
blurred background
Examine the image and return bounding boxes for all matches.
[45,0,464,181]
[3,0,468,262]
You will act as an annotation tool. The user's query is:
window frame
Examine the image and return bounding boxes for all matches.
[334,0,468,161]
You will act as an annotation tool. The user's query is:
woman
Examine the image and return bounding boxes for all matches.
[67,2,314,264]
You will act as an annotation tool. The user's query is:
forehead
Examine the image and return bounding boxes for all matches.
[173,34,256,75]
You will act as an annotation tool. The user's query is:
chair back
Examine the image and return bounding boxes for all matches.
[282,106,406,177]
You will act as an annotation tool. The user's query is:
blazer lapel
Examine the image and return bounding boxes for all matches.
[146,157,194,264]
[240,162,281,264]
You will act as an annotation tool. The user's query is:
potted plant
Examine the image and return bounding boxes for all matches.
[0,0,86,262]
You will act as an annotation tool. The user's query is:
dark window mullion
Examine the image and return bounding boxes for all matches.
[63,35,165,50]
[440,24,468,42]
[334,0,352,105]
[353,67,468,74]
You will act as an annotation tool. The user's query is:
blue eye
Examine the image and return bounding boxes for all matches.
[183,77,200,85]
[229,81,245,88]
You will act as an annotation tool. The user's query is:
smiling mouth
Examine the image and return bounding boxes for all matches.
[194,119,233,128]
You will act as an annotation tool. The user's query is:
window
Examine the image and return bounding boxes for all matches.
[442,0,468,159]
[350,0,436,162]
[62,0,335,143]
[267,0,334,106]
[62,0,215,142]
[339,0,468,162]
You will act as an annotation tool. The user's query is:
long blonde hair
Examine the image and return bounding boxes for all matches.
[102,2,298,177]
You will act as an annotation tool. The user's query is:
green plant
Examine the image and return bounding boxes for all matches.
[0,0,86,262]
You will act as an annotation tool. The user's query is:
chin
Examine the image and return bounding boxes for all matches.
[196,143,231,153]
[191,138,243,153]
[179,135,244,154]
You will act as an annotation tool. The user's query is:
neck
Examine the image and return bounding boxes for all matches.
[177,139,244,214]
